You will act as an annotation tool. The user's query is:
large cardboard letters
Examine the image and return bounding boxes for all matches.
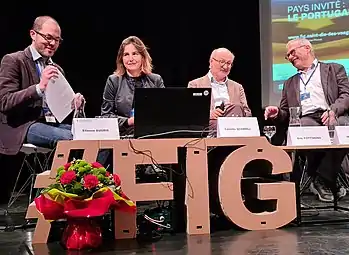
[26,137,296,243]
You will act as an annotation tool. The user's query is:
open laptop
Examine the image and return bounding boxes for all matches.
[133,87,211,139]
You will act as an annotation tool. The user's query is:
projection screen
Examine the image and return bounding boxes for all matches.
[260,0,349,107]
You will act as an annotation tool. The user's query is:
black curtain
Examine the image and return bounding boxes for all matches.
[1,1,273,200]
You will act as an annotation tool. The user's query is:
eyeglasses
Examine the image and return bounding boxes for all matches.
[285,45,306,60]
[212,57,233,67]
[34,30,63,44]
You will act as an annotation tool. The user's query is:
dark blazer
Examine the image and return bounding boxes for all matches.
[0,46,63,155]
[101,73,164,135]
[278,62,349,122]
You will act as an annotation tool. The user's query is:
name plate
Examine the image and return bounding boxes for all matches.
[333,126,349,145]
[286,126,331,146]
[217,117,260,138]
[72,118,120,140]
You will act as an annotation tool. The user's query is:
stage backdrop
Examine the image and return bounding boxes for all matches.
[0,1,264,200]
[0,2,262,118]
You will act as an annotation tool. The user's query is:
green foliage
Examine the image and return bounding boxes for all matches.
[43,159,122,199]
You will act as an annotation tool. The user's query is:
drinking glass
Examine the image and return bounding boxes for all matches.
[328,116,338,144]
[263,126,276,143]
[289,106,301,127]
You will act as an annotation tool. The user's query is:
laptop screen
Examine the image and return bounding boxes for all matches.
[133,87,211,139]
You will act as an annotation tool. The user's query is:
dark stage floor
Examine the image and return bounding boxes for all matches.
[2,222,349,254]
[2,193,349,254]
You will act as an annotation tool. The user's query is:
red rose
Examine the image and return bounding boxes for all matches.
[64,162,72,170]
[106,172,110,177]
[113,174,121,186]
[91,162,103,168]
[83,174,99,189]
[60,171,76,185]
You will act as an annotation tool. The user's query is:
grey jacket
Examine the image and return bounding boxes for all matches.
[101,73,164,134]
[278,62,349,122]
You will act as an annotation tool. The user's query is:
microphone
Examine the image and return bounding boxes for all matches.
[45,58,54,66]
[215,101,225,111]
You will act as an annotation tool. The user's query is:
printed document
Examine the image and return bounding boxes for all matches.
[45,70,75,123]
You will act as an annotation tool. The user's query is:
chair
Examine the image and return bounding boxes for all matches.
[296,153,349,196]
[7,144,53,209]
[279,131,349,195]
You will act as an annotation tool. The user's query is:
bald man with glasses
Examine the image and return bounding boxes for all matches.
[188,48,252,137]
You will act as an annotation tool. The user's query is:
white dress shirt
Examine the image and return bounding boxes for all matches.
[208,71,230,107]
[298,59,329,115]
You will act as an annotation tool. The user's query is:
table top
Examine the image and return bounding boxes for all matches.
[278,144,349,150]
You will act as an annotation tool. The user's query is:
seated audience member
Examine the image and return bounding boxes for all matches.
[0,16,84,155]
[100,35,164,136]
[264,38,349,202]
[188,48,252,136]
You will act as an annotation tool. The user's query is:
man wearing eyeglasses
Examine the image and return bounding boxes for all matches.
[188,48,252,136]
[264,38,349,202]
[0,16,84,156]
[188,48,251,212]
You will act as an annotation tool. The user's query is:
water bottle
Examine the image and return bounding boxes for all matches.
[130,109,134,117]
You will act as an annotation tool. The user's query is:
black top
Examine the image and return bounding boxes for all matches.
[125,74,145,108]
[100,72,165,135]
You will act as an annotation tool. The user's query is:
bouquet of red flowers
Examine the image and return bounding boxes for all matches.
[34,159,135,250]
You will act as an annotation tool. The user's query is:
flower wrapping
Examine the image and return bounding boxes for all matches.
[34,159,136,250]
[62,218,102,250]
[34,187,135,220]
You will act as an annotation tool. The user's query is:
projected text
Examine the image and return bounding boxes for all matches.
[287,1,348,21]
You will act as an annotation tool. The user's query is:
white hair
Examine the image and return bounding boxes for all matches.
[286,38,314,55]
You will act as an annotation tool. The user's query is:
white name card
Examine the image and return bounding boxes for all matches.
[333,126,349,145]
[217,117,260,138]
[287,126,331,146]
[72,118,120,140]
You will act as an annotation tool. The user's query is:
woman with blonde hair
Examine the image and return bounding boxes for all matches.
[101,36,164,135]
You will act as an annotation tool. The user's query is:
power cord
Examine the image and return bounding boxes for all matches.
[127,127,210,181]
[126,127,210,240]
[135,128,209,140]
[144,214,171,229]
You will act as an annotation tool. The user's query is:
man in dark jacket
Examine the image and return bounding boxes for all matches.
[265,38,349,202]
[0,16,84,155]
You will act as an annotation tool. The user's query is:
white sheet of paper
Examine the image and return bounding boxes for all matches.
[45,70,75,123]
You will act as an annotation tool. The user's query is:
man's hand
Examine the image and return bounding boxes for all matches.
[38,65,59,92]
[72,93,85,109]
[210,108,224,120]
[128,117,134,126]
[321,110,336,126]
[264,106,279,120]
